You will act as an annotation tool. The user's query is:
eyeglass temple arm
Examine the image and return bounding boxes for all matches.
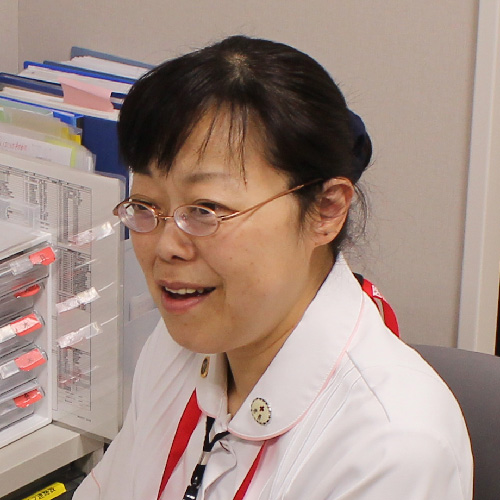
[219,179,322,221]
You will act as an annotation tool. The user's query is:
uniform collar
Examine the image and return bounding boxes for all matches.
[196,255,364,441]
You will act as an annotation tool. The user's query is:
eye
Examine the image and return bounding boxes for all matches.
[123,201,155,220]
[130,202,152,212]
[127,199,159,212]
[196,201,233,215]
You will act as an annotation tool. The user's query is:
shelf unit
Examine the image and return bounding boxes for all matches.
[0,423,104,497]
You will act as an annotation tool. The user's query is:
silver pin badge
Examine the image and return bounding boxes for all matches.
[201,357,210,378]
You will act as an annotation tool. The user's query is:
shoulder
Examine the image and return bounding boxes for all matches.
[277,294,473,498]
[74,320,199,499]
[131,319,197,415]
[347,316,464,431]
[320,335,472,497]
[275,337,473,499]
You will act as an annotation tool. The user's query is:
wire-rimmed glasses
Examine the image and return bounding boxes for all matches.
[112,179,322,237]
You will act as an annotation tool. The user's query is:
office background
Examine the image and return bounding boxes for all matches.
[0,0,487,350]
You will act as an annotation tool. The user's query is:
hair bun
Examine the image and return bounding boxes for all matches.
[348,110,372,182]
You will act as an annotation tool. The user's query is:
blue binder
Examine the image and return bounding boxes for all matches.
[0,73,63,97]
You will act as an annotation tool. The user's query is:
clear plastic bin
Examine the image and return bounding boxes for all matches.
[0,379,44,432]
[0,310,44,358]
[0,344,47,395]
[0,278,46,322]
[0,244,55,299]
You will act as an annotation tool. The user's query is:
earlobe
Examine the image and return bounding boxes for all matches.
[312,178,354,246]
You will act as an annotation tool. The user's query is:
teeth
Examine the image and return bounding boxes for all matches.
[165,287,196,295]
[164,287,206,295]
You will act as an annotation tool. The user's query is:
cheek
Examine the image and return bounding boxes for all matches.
[207,220,308,300]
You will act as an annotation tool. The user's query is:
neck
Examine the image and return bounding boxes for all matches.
[225,250,335,416]
[225,331,290,416]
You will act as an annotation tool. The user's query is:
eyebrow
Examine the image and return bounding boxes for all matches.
[181,171,241,186]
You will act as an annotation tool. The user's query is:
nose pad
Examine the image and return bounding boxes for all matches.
[155,218,196,262]
[172,210,190,235]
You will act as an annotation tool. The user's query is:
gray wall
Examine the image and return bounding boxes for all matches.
[0,1,19,73]
[10,0,480,347]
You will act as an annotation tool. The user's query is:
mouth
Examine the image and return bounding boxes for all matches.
[162,286,216,300]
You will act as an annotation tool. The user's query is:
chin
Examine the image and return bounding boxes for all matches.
[171,337,222,355]
[162,320,223,355]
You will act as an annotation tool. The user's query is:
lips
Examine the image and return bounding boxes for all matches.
[157,281,216,314]
[163,286,216,299]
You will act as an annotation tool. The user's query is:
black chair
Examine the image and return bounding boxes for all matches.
[413,345,500,500]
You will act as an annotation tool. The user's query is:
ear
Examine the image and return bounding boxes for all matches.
[309,177,354,247]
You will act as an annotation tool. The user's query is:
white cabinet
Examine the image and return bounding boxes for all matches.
[0,153,128,496]
[0,224,54,449]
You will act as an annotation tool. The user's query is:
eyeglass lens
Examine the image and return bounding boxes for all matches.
[119,202,158,233]
[118,202,220,236]
[174,206,219,236]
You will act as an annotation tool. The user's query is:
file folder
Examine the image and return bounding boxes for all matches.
[0,91,128,184]
[0,73,126,109]
[0,96,83,128]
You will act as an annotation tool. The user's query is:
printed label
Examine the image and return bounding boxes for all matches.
[20,482,66,500]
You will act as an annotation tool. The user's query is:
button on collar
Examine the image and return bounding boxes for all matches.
[251,397,271,425]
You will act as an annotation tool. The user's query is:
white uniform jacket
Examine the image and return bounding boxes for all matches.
[74,257,473,499]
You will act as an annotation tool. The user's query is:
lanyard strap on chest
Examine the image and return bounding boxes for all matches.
[355,274,400,337]
[157,390,264,500]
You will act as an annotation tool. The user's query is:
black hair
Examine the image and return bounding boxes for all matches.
[118,35,371,253]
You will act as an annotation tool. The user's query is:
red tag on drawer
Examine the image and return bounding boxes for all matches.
[15,348,46,371]
[14,284,41,298]
[14,388,44,408]
[11,313,43,336]
[29,247,56,266]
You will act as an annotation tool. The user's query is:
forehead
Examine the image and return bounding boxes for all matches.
[163,108,269,184]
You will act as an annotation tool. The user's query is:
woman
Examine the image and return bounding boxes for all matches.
[74,36,472,499]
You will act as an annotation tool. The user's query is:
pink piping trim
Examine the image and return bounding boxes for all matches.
[91,469,102,496]
[229,295,366,441]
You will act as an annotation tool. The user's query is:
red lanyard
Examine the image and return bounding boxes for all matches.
[157,390,264,500]
[357,275,399,337]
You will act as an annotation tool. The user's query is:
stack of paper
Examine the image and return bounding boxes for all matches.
[0,46,154,180]
[0,104,94,171]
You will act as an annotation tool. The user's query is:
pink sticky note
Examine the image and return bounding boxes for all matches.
[59,76,114,112]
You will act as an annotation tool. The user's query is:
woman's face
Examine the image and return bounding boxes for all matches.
[130,115,334,357]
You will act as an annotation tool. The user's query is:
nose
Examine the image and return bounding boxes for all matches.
[154,218,196,262]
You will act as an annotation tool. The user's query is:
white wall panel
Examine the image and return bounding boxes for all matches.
[15,0,480,347]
